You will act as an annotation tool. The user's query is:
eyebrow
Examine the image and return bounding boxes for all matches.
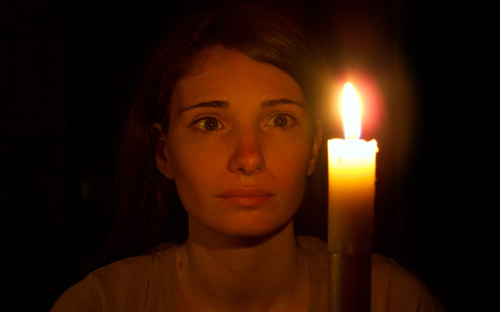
[178,98,305,114]
[261,98,305,109]
[178,100,229,113]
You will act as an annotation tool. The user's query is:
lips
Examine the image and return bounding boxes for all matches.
[216,189,276,207]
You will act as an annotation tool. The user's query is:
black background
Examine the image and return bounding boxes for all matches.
[2,0,486,310]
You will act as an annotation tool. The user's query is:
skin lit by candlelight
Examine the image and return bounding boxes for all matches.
[341,82,362,140]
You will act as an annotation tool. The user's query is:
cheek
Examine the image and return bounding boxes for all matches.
[266,136,312,190]
[168,153,213,217]
[167,135,227,197]
[268,130,313,169]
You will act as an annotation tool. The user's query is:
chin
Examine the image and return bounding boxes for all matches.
[187,201,300,243]
[216,214,294,239]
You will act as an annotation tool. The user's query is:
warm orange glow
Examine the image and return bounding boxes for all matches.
[341,82,362,139]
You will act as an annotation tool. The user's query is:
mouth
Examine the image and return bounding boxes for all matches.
[216,189,276,207]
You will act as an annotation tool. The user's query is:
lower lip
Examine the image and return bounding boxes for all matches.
[218,195,274,207]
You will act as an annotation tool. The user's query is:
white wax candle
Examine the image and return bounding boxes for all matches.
[328,138,377,254]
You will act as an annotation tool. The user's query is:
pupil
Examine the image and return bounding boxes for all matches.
[205,118,218,130]
[274,115,288,127]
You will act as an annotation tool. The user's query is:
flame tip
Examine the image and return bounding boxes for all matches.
[340,82,362,140]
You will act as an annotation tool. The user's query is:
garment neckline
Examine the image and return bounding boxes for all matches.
[161,236,321,311]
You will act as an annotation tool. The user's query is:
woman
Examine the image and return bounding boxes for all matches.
[52,3,444,311]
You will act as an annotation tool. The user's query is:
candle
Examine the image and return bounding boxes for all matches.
[328,82,378,254]
[328,82,378,311]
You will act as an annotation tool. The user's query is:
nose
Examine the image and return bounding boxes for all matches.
[228,130,266,176]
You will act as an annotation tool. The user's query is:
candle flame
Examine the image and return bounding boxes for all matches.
[341,82,362,139]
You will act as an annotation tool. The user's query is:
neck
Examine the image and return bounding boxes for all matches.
[175,220,310,311]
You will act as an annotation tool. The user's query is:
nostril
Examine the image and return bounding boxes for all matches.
[228,140,266,175]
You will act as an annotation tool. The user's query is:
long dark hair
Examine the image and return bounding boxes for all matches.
[94,2,331,269]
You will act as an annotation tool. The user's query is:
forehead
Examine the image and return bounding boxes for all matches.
[171,47,305,107]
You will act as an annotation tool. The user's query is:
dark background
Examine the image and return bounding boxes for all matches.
[2,0,485,310]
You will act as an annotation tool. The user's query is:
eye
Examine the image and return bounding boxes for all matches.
[193,117,224,132]
[266,113,296,129]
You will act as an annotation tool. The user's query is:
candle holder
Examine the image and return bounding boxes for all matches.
[328,253,371,312]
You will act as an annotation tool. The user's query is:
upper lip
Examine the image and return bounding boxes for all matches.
[216,189,276,198]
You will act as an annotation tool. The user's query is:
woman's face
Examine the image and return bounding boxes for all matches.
[156,47,321,238]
